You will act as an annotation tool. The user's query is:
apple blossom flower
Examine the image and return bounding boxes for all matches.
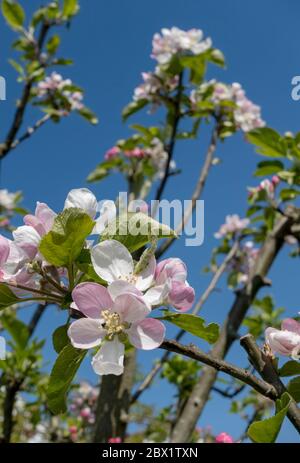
[133,69,179,107]
[214,214,250,239]
[67,281,165,375]
[248,176,280,201]
[265,318,300,359]
[104,146,121,160]
[152,27,212,65]
[145,257,195,311]
[91,239,156,293]
[124,147,146,159]
[215,432,234,443]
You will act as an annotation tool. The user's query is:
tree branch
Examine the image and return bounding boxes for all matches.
[240,334,300,434]
[156,123,219,258]
[169,206,300,442]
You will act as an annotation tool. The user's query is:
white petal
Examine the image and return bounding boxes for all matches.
[108,280,143,301]
[68,318,105,349]
[64,188,98,218]
[91,338,124,376]
[92,200,116,235]
[135,255,156,291]
[12,226,41,259]
[144,281,171,307]
[91,240,133,283]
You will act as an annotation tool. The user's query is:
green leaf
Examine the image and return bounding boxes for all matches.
[122,99,148,121]
[248,392,291,443]
[157,312,219,344]
[254,160,284,176]
[0,284,21,310]
[46,35,60,55]
[247,128,286,158]
[1,315,29,349]
[287,376,300,402]
[47,344,86,414]
[280,188,300,201]
[52,324,70,354]
[279,361,300,377]
[78,106,98,125]
[1,0,25,30]
[39,208,95,267]
[87,157,123,183]
[180,55,206,85]
[9,58,23,75]
[62,0,79,18]
[101,212,176,253]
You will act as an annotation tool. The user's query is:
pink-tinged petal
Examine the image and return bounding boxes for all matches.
[24,214,46,236]
[113,293,150,323]
[72,282,113,319]
[168,281,195,311]
[265,327,300,356]
[282,318,300,336]
[2,241,27,276]
[128,318,165,350]
[12,225,41,259]
[135,255,156,291]
[68,318,104,349]
[91,338,124,376]
[64,188,98,218]
[35,202,56,232]
[215,433,234,444]
[107,280,143,301]
[0,235,9,266]
[155,258,187,284]
[91,240,133,283]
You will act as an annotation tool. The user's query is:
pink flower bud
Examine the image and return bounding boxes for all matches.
[104,146,120,160]
[265,318,300,358]
[215,432,234,443]
[80,406,91,419]
[69,425,77,434]
[272,175,280,186]
[108,437,122,443]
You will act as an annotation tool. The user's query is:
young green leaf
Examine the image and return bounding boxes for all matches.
[62,0,79,18]
[287,376,300,402]
[100,212,176,253]
[157,312,219,344]
[248,392,291,443]
[1,0,25,30]
[279,360,300,378]
[122,99,148,121]
[52,324,70,354]
[39,208,95,267]
[0,284,21,310]
[247,128,286,158]
[47,344,86,414]
[1,315,29,349]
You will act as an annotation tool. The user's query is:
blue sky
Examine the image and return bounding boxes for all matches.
[1,0,300,442]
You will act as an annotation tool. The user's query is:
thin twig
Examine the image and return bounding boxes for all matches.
[8,114,51,152]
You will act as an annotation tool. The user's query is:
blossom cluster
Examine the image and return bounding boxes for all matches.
[36,72,84,114]
[0,188,195,377]
[133,69,179,107]
[104,138,176,180]
[151,27,212,65]
[0,189,22,229]
[248,176,280,201]
[227,241,259,284]
[191,80,265,133]
[214,214,250,239]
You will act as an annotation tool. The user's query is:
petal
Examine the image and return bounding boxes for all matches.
[128,318,165,350]
[108,280,143,301]
[68,318,105,349]
[92,200,116,235]
[91,240,133,283]
[135,255,156,291]
[0,235,9,266]
[72,282,113,319]
[144,283,170,307]
[24,214,46,236]
[35,202,56,233]
[113,293,150,323]
[91,338,124,376]
[282,318,300,336]
[64,188,98,218]
[168,281,195,311]
[12,225,41,259]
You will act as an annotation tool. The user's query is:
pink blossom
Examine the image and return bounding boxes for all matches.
[124,147,145,159]
[145,257,195,311]
[68,282,165,376]
[265,318,300,359]
[215,432,234,443]
[108,437,122,443]
[215,214,250,239]
[104,146,120,160]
